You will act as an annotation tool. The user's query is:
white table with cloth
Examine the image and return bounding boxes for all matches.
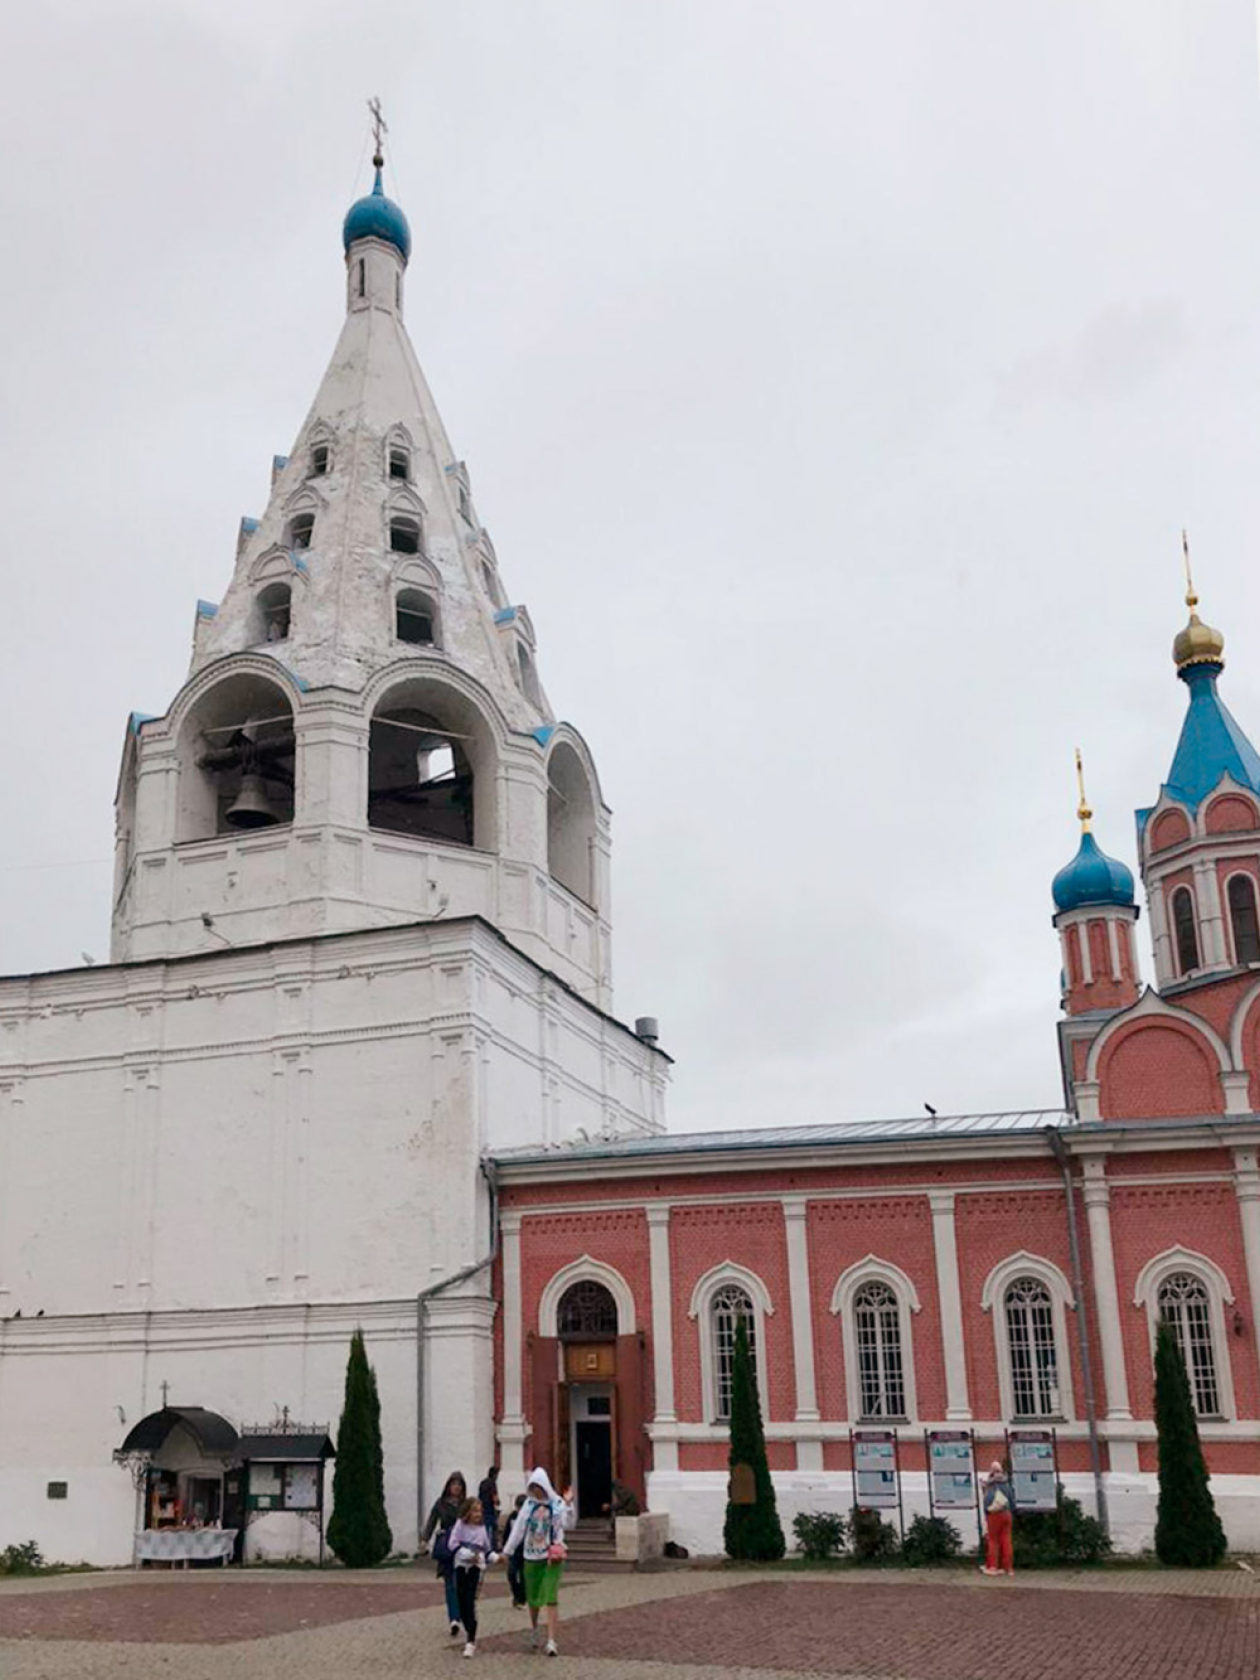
[135,1528,237,1565]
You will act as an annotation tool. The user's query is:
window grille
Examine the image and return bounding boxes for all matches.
[1229,876,1260,966]
[1172,886,1200,975]
[853,1280,906,1419]
[1158,1272,1221,1416]
[1004,1277,1061,1418]
[556,1280,618,1339]
[712,1284,754,1422]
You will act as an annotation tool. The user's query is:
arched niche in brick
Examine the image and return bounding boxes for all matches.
[1206,792,1259,835]
[1150,807,1191,852]
[1095,1019,1225,1119]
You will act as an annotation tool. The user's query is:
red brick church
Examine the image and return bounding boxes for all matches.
[491,576,1260,1555]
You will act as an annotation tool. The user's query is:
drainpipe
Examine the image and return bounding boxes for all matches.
[1046,1127,1109,1534]
[415,1159,500,1549]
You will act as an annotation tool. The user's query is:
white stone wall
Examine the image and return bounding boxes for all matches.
[0,919,665,1565]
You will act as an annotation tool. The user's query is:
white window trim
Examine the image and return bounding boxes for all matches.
[980,1251,1076,1424]
[830,1255,921,1425]
[537,1255,636,1338]
[1223,869,1260,967]
[1132,1245,1236,1421]
[687,1262,774,1424]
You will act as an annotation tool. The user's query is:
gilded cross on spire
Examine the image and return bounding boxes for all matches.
[1075,747,1092,832]
[1182,528,1198,610]
[368,96,388,169]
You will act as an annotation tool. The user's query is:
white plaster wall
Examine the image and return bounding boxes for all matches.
[645,1469,1260,1557]
[0,919,664,1565]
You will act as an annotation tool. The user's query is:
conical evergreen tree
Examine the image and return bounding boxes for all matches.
[723,1315,785,1560]
[1153,1318,1226,1567]
[327,1329,394,1567]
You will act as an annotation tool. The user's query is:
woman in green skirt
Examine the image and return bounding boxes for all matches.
[502,1467,575,1656]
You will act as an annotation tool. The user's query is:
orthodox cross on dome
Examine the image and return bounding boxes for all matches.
[160,1380,170,1408]
[368,95,388,168]
[1074,747,1092,832]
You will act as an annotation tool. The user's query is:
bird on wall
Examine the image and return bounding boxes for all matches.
[924,1103,937,1117]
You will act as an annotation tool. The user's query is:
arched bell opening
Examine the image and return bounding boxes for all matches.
[547,740,597,908]
[367,677,497,851]
[177,672,297,841]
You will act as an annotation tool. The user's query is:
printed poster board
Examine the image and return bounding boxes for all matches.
[851,1430,899,1510]
[284,1463,320,1511]
[927,1431,977,1512]
[1008,1430,1057,1512]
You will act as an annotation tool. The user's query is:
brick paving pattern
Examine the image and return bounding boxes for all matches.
[491,1576,1260,1678]
[1,1565,1259,1679]
[0,1573,509,1643]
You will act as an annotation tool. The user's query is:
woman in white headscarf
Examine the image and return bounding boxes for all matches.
[503,1467,575,1656]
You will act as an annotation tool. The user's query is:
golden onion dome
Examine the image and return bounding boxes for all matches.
[1173,532,1225,672]
[1173,598,1225,672]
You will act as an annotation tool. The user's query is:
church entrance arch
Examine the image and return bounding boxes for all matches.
[530,1268,647,1519]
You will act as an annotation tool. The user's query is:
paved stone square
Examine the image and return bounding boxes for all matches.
[2,1564,1259,1679]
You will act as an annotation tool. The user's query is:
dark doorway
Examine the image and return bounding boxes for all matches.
[576,1421,613,1519]
[222,1468,246,1564]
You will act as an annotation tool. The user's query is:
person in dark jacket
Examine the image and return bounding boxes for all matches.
[422,1470,468,1634]
[502,1493,527,1608]
[477,1466,500,1546]
[980,1460,1015,1576]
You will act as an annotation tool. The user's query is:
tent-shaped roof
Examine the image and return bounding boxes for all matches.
[118,1406,239,1457]
[236,1432,334,1462]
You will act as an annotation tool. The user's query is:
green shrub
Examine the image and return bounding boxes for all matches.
[791,1511,847,1561]
[902,1514,962,1566]
[848,1506,900,1562]
[1153,1319,1227,1568]
[0,1541,45,1576]
[1009,1491,1110,1568]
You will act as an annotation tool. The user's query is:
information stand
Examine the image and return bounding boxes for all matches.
[1006,1429,1058,1512]
[926,1429,981,1544]
[850,1428,903,1538]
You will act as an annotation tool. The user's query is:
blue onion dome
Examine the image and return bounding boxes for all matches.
[1052,831,1135,912]
[342,160,411,263]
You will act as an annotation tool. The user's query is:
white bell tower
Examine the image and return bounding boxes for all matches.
[111,139,612,1007]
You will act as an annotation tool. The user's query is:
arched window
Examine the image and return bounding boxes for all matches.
[547,742,597,907]
[711,1284,754,1423]
[481,561,502,607]
[517,645,542,709]
[853,1280,905,1420]
[1158,1272,1222,1417]
[309,443,329,477]
[254,581,291,643]
[390,516,421,555]
[389,446,411,481]
[1172,886,1200,975]
[287,512,315,551]
[395,588,437,646]
[557,1280,618,1340]
[1228,875,1260,966]
[1004,1277,1061,1418]
[368,708,470,844]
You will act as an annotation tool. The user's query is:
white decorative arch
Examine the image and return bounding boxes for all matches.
[1229,975,1260,1067]
[249,544,307,588]
[830,1256,921,1424]
[1084,988,1233,1085]
[282,483,328,515]
[386,482,428,519]
[981,1252,1076,1424]
[1133,1246,1236,1420]
[687,1262,774,1424]
[537,1256,636,1337]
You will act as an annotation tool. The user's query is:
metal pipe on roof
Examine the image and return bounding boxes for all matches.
[1046,1127,1108,1534]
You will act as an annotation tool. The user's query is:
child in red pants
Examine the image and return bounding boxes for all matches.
[981,1461,1015,1575]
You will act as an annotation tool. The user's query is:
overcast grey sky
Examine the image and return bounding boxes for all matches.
[2,2,1259,1131]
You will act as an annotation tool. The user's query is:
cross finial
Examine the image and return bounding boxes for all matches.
[368,96,388,169]
[1075,747,1092,832]
[160,1380,170,1408]
[1182,528,1198,611]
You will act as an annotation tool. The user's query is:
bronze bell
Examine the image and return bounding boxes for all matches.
[225,773,282,830]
